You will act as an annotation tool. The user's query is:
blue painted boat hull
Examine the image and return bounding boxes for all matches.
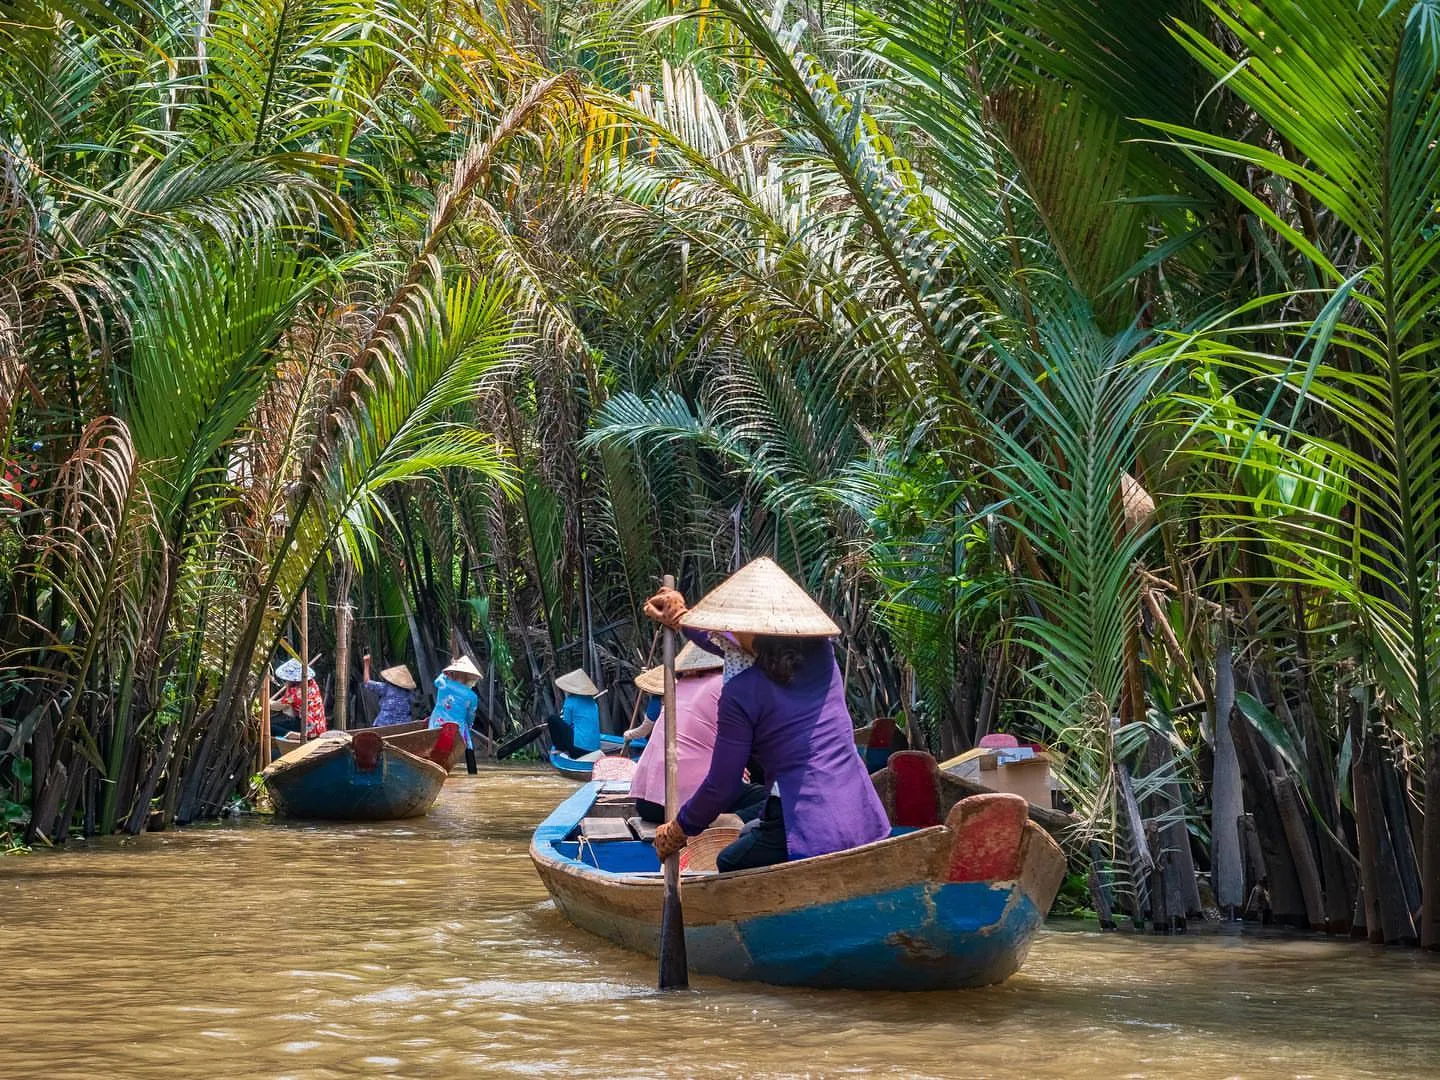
[529,780,1066,990]
[264,736,447,820]
[549,747,601,779]
[599,733,647,756]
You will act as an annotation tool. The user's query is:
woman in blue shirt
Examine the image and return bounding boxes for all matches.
[429,655,481,773]
[548,668,601,756]
[362,654,416,726]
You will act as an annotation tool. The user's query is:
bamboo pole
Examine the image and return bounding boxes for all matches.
[657,574,687,990]
[335,566,353,731]
[260,671,272,769]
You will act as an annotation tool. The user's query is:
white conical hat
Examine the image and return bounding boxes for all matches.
[679,557,841,637]
[634,641,723,695]
[275,658,317,682]
[555,668,601,696]
[443,655,482,679]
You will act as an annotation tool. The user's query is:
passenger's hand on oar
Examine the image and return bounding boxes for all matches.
[643,587,687,629]
[654,820,687,861]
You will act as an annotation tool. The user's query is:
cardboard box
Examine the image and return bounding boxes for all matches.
[976,751,1052,808]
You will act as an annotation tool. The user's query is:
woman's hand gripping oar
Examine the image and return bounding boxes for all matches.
[649,574,689,990]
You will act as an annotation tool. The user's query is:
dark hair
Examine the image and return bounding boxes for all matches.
[752,635,821,686]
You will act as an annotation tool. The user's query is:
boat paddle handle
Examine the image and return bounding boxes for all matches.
[657,573,688,990]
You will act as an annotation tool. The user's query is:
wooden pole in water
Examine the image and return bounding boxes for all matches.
[657,573,688,990]
[299,586,310,744]
[260,670,272,769]
[335,565,352,731]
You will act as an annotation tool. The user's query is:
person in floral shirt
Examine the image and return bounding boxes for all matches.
[428,655,481,773]
[270,659,327,739]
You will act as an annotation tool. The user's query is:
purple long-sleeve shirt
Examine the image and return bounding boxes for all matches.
[676,632,891,861]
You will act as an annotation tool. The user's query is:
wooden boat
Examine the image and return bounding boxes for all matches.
[262,727,452,820]
[600,732,647,756]
[549,746,604,780]
[272,719,467,772]
[530,750,1067,990]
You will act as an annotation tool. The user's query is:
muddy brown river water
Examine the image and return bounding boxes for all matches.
[3,765,1438,1079]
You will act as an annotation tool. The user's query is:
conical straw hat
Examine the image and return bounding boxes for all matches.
[635,642,722,695]
[274,657,317,682]
[443,655,482,679]
[679,557,841,637]
[380,664,416,691]
[555,668,601,696]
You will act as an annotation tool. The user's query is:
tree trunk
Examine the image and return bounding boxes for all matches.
[1211,639,1245,913]
[1379,754,1421,921]
[1422,731,1440,948]
[1353,730,1417,944]
[335,566,353,731]
[1269,771,1325,929]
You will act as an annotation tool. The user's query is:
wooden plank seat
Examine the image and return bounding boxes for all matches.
[586,797,634,820]
[627,816,658,841]
[580,817,635,842]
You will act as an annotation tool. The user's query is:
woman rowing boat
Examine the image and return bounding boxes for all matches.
[644,558,890,872]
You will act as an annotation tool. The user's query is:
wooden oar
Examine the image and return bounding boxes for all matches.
[657,573,688,990]
[495,723,545,760]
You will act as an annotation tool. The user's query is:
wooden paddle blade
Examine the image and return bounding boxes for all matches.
[495,723,544,760]
[657,867,689,990]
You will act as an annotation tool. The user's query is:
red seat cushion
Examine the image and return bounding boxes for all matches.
[946,793,1028,882]
[428,722,460,766]
[868,715,896,750]
[353,730,383,770]
[888,751,941,828]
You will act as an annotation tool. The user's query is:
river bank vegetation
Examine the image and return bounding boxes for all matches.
[2,0,1437,947]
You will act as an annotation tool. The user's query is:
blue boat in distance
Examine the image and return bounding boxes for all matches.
[549,746,603,780]
[600,732,647,754]
[529,751,1067,990]
[550,735,646,780]
[263,727,453,820]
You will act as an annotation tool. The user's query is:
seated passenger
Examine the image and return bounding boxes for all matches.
[270,658,326,739]
[549,669,602,756]
[645,558,891,873]
[429,656,481,773]
[627,643,767,824]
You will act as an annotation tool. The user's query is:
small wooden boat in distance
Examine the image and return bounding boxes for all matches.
[549,746,604,780]
[530,751,1067,990]
[263,727,451,821]
[273,720,467,772]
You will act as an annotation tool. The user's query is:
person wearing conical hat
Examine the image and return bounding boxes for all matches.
[548,669,602,757]
[428,655,482,774]
[627,643,768,824]
[269,658,327,739]
[361,653,417,727]
[644,557,890,873]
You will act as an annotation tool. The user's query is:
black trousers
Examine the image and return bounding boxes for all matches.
[546,715,577,756]
[716,795,788,873]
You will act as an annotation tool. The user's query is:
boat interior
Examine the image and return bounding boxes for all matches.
[550,757,952,876]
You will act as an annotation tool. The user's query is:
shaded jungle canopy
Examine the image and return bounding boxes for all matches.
[2,0,1438,947]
